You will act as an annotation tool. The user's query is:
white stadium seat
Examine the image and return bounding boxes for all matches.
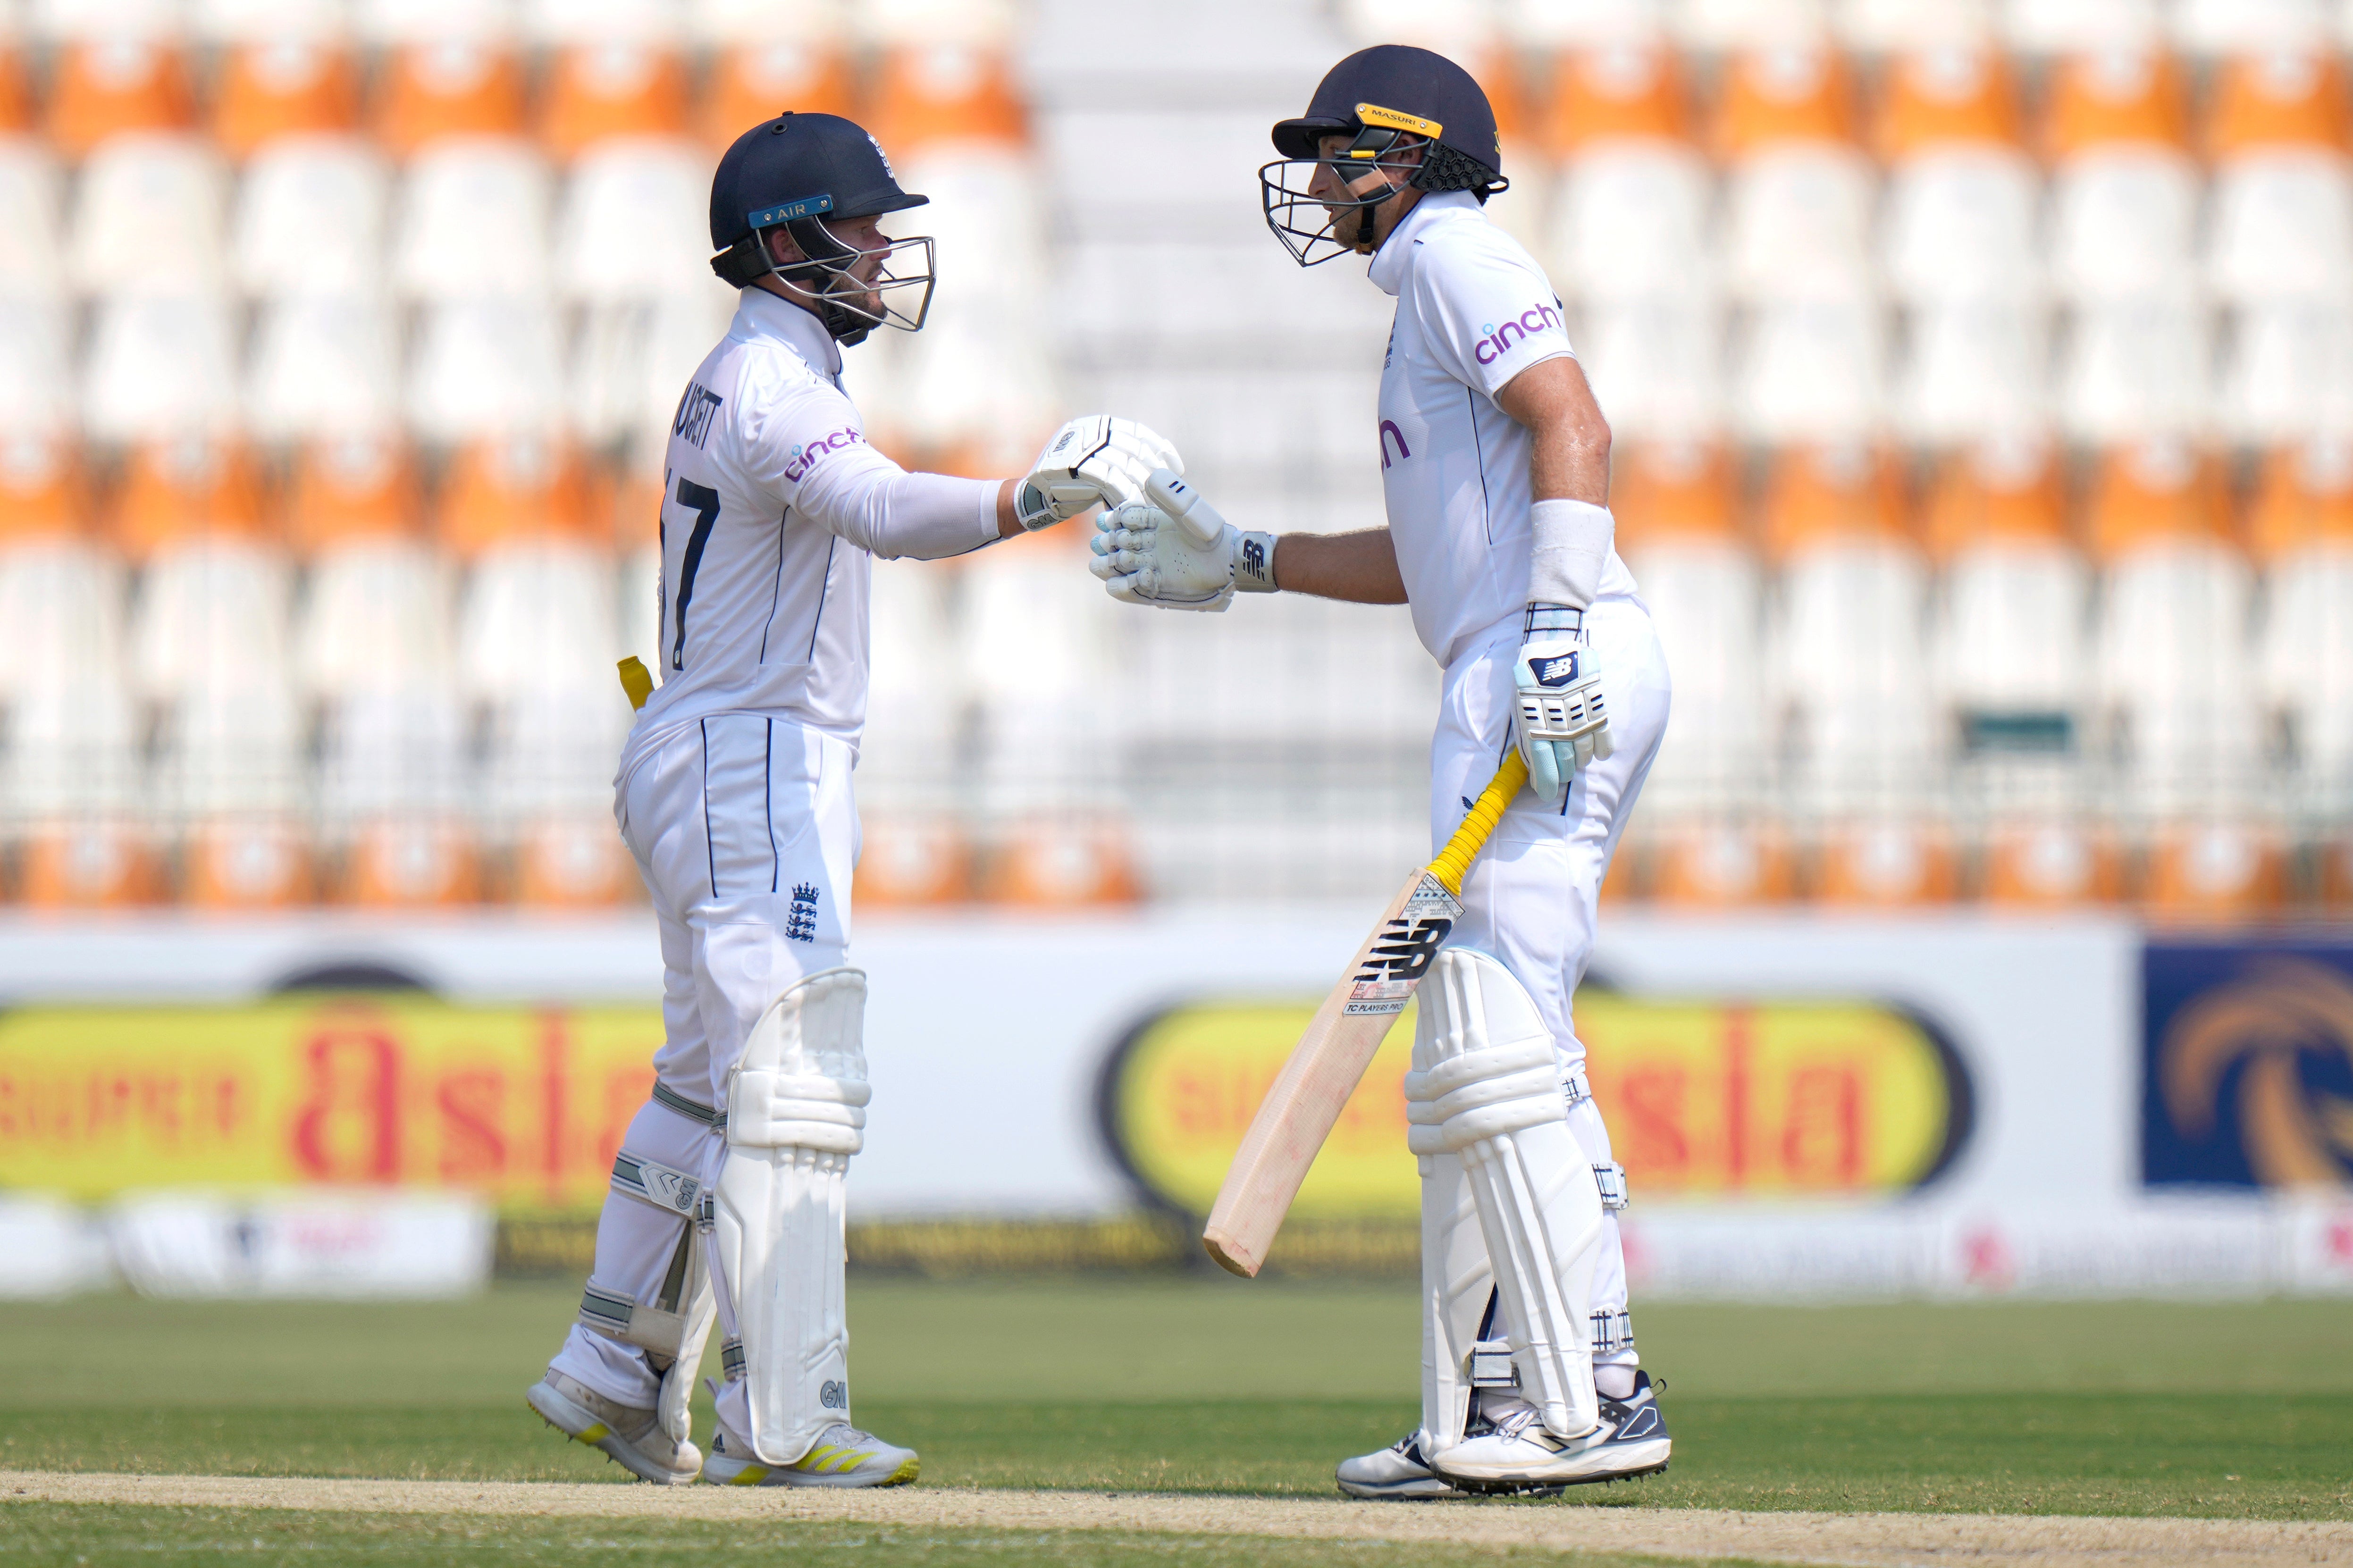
[2000,0,2164,52]
[0,297,72,440]
[2057,295,2210,442]
[1552,142,1716,305]
[1722,145,1876,303]
[2050,151,2199,302]
[1877,50,2041,308]
[2251,442,2353,793]
[390,138,552,302]
[0,139,63,298]
[66,133,227,299]
[1579,295,1724,441]
[2174,0,2331,53]
[553,139,709,303]
[2219,299,2353,444]
[245,293,401,443]
[1678,0,1832,50]
[82,292,240,444]
[231,135,389,299]
[1731,296,1885,443]
[2204,54,2353,306]
[1893,301,2047,444]
[571,285,734,449]
[406,296,565,443]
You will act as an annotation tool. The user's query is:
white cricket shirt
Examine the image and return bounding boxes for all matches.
[1368,190,1639,668]
[621,288,997,781]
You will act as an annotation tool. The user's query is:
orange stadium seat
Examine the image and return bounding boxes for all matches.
[2088,440,2282,921]
[213,39,359,159]
[0,436,153,907]
[542,40,689,159]
[0,48,63,302]
[2206,52,2353,305]
[118,436,311,907]
[45,38,193,160]
[853,816,976,908]
[2046,49,2197,307]
[377,39,529,157]
[288,435,478,906]
[1766,444,1954,906]
[700,42,858,150]
[981,819,1145,909]
[1613,443,1794,906]
[445,436,634,906]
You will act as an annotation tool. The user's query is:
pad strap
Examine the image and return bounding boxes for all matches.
[1470,1338,1519,1389]
[1591,1308,1635,1356]
[1593,1161,1629,1213]
[610,1149,704,1216]
[654,1082,726,1128]
[580,1283,691,1359]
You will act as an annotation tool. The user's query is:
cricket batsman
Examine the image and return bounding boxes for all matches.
[525,110,1178,1487]
[1090,46,1674,1495]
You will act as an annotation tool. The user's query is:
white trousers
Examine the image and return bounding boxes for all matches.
[1429,598,1671,1368]
[549,714,858,1419]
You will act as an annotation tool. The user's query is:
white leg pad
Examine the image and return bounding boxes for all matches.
[712,966,869,1467]
[1416,1141,1495,1457]
[1406,948,1605,1446]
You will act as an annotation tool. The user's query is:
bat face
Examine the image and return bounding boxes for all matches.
[1344,873,1462,1018]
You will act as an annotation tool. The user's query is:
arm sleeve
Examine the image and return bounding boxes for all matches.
[733,355,1000,560]
[1410,233,1577,401]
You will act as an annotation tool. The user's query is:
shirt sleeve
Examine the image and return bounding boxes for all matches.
[1409,230,1576,401]
[732,353,999,560]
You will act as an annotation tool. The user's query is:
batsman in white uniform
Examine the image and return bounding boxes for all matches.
[524,111,1178,1488]
[1091,47,1674,1496]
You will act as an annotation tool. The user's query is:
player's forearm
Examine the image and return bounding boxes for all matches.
[993,478,1023,538]
[1264,528,1408,605]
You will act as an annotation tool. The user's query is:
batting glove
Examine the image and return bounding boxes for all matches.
[1513,605,1613,803]
[1090,470,1278,612]
[1014,416,1182,532]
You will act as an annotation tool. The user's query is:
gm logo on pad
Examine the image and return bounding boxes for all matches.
[1533,653,1580,687]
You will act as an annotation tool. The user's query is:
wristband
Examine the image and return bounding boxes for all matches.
[1522,602,1585,639]
[1528,497,1613,610]
[1233,530,1279,593]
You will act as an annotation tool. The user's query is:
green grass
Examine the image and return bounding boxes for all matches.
[2,1280,2349,1529]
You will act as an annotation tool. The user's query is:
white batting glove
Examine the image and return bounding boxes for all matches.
[1014,415,1182,532]
[1513,605,1613,803]
[1090,470,1278,612]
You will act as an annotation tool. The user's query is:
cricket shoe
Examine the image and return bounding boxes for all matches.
[1431,1372,1672,1494]
[526,1371,701,1485]
[1336,1432,1464,1500]
[699,1423,920,1488]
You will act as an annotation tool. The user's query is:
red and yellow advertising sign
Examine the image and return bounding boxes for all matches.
[0,997,665,1209]
[1101,992,1969,1217]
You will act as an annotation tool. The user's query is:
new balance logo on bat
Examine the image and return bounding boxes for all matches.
[1355,917,1452,984]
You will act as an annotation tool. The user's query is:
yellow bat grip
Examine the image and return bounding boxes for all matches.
[1426,750,1529,896]
[617,656,654,712]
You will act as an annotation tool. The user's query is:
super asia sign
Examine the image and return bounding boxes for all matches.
[1100,990,1971,1217]
[0,997,666,1209]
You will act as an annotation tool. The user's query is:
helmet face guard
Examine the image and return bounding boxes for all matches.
[1259,122,1424,268]
[712,198,936,346]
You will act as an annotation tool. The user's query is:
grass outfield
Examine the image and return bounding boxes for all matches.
[2,1280,2348,1564]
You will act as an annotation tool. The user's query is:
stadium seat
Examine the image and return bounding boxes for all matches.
[1730,296,1885,442]
[1498,0,1667,48]
[1924,438,2113,904]
[0,435,151,906]
[376,38,528,158]
[547,37,706,307]
[522,0,683,45]
[2174,0,2333,54]
[118,436,311,906]
[1612,442,1792,905]
[1543,45,1715,306]
[1892,299,2047,444]
[1839,0,1997,50]
[572,285,734,449]
[1677,0,1832,51]
[246,293,401,443]
[699,40,857,150]
[407,296,564,444]
[2045,48,2198,303]
[541,37,689,160]
[211,38,358,159]
[230,135,389,298]
[83,292,240,444]
[2204,52,2353,307]
[1579,295,1724,441]
[1878,47,2042,308]
[288,434,477,905]
[1714,46,1875,305]
[862,37,1055,477]
[352,0,521,44]
[1765,443,1954,904]
[0,296,70,441]
[44,38,193,162]
[0,106,63,299]
[2057,293,2210,442]
[2219,298,2353,444]
[391,137,551,301]
[853,815,976,907]
[445,434,632,904]
[2000,0,2165,53]
[2248,439,2353,870]
[2088,439,2282,918]
[67,133,227,298]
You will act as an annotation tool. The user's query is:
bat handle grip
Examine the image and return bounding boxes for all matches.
[1427,751,1529,896]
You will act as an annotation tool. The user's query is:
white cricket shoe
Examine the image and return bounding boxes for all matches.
[1431,1371,1672,1494]
[699,1423,920,1488]
[1336,1432,1464,1500]
[526,1371,701,1485]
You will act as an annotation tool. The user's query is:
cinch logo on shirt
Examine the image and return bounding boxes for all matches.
[1378,419,1412,470]
[782,427,865,482]
[1472,301,1566,366]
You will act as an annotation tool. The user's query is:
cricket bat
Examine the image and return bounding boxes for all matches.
[1202,750,1530,1277]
